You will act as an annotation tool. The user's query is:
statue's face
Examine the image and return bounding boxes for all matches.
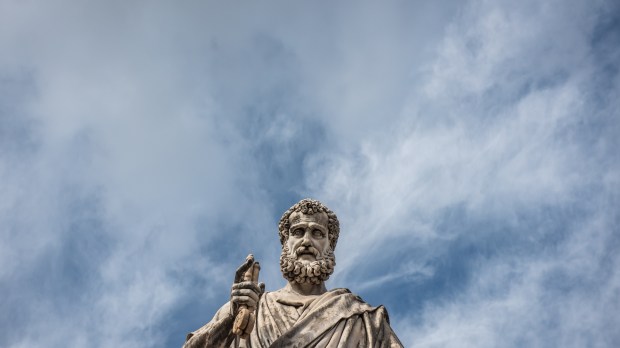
[280,211,335,284]
[286,211,330,264]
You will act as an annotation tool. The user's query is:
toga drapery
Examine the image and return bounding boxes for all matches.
[184,288,403,348]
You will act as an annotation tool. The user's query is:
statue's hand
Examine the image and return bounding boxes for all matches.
[231,282,261,313]
[230,255,264,316]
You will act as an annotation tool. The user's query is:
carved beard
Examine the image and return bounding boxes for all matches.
[279,245,336,284]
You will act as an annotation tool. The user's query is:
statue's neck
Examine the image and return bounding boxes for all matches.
[285,281,327,296]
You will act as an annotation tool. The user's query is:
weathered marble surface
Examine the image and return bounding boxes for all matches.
[183,199,403,348]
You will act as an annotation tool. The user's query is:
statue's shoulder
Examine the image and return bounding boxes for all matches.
[328,287,365,301]
[326,288,393,321]
[329,287,353,295]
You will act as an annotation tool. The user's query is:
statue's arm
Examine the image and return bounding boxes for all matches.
[182,302,236,348]
[183,255,262,348]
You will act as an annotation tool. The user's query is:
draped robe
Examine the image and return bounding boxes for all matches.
[184,288,403,348]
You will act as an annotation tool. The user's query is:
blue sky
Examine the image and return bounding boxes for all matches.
[1,0,618,347]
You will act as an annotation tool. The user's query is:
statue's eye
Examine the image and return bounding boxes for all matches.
[312,229,325,238]
[292,228,304,237]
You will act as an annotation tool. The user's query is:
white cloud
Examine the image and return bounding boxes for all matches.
[304,0,619,346]
[0,0,617,347]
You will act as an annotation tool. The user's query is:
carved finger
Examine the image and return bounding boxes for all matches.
[258,282,265,293]
[234,254,254,283]
[231,281,261,294]
[231,295,257,306]
[231,289,259,302]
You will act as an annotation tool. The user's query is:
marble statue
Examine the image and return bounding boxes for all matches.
[183,199,404,348]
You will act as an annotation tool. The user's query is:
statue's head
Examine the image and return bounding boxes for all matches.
[278,198,340,250]
[278,199,340,284]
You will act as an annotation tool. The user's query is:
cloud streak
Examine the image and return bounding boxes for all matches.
[0,0,618,347]
[305,1,619,347]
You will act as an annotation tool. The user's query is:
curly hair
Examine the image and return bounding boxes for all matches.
[278,198,340,250]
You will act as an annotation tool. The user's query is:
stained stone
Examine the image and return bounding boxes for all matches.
[183,199,403,348]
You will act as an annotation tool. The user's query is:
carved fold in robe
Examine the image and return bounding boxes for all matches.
[185,288,403,348]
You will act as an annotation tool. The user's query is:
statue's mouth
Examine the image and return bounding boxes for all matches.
[296,247,318,257]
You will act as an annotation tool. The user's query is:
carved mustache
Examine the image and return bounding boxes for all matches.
[295,246,319,257]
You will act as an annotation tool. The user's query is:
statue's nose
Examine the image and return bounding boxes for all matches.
[300,234,312,246]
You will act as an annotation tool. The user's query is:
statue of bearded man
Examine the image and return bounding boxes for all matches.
[183,199,404,348]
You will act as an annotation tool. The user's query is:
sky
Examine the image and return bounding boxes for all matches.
[0,0,619,347]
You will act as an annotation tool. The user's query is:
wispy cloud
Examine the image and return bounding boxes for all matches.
[305,0,619,346]
[0,0,617,347]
